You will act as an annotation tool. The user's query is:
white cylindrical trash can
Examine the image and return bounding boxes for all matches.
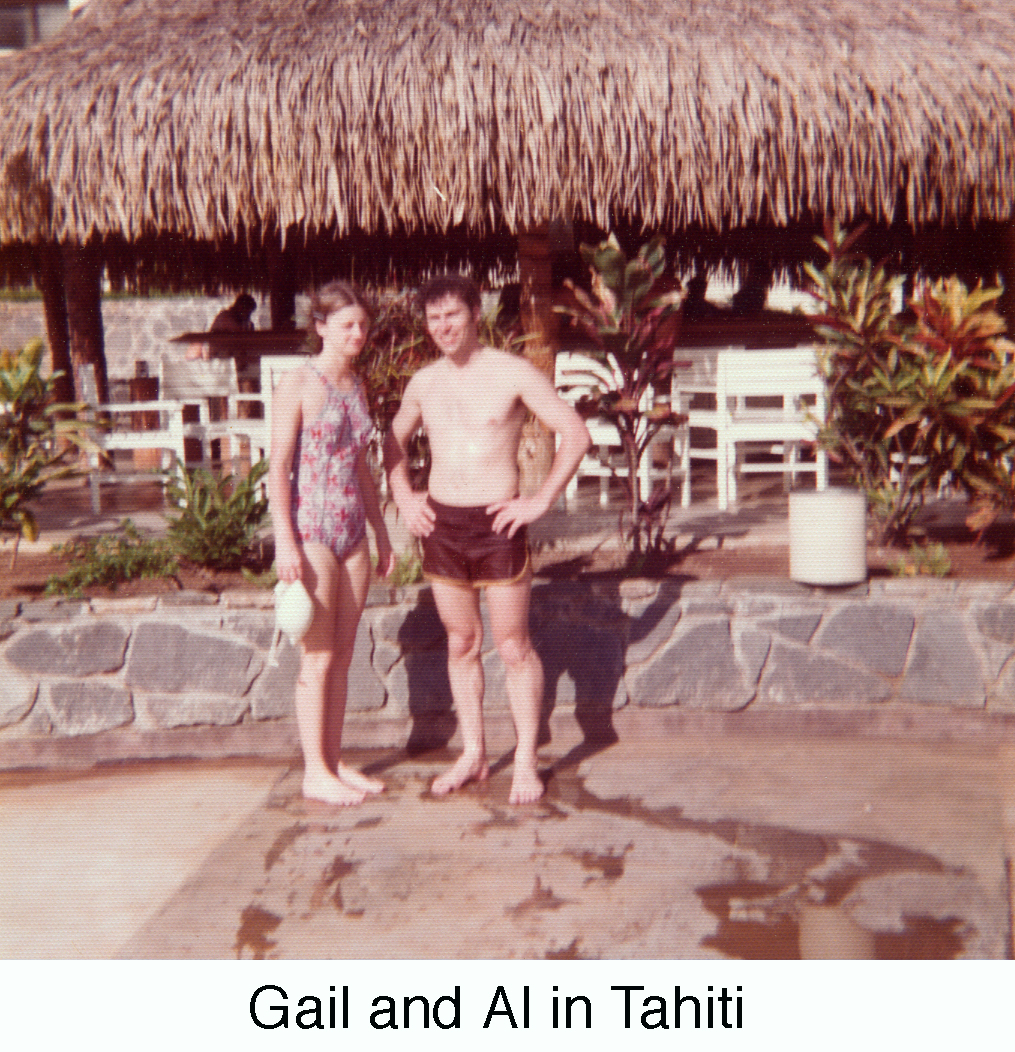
[789,488,867,585]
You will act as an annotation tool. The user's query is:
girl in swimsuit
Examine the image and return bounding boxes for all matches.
[268,280,395,805]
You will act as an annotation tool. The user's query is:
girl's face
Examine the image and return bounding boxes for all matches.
[316,303,369,359]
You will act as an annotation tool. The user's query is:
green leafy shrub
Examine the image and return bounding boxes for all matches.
[384,542,423,586]
[555,234,686,560]
[888,542,952,578]
[45,519,178,597]
[1,338,96,566]
[241,564,279,589]
[806,221,1015,546]
[165,459,269,569]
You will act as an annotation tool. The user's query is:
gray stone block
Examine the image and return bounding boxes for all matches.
[987,656,1015,711]
[158,590,219,606]
[900,611,986,706]
[975,604,1015,646]
[371,635,402,678]
[625,619,753,710]
[535,619,626,711]
[736,628,771,685]
[760,612,822,644]
[980,640,1014,681]
[817,604,914,677]
[19,599,89,622]
[531,580,626,627]
[48,682,134,735]
[125,622,262,696]
[757,643,891,705]
[0,665,38,727]
[389,600,446,652]
[481,650,509,710]
[251,642,298,719]
[144,692,249,729]
[348,622,385,712]
[626,599,682,665]
[5,622,130,677]
[386,650,453,717]
[222,611,276,650]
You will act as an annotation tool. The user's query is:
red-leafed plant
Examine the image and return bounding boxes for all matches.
[557,234,687,561]
[806,220,1015,546]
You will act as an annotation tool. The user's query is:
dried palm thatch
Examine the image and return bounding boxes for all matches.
[1,0,1013,255]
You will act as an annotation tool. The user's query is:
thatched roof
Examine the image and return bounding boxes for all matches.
[1,0,1014,273]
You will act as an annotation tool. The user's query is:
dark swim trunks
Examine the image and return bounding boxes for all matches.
[421,498,529,588]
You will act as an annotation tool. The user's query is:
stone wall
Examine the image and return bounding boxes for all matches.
[2,576,1014,767]
[0,296,275,386]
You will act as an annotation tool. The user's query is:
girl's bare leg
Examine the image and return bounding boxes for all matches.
[325,540,385,794]
[296,541,366,805]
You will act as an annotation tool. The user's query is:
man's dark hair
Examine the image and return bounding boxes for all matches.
[418,274,482,314]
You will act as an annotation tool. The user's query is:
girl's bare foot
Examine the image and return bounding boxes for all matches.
[337,762,385,795]
[432,753,489,796]
[303,770,367,806]
[509,764,544,805]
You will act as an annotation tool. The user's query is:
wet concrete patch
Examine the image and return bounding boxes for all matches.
[235,904,283,959]
[116,735,1010,959]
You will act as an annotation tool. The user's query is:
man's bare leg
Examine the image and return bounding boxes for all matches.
[430,579,489,794]
[488,575,545,804]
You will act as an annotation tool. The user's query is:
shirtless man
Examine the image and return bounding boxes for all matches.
[385,274,591,804]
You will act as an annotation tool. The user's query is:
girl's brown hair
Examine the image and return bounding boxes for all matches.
[305,280,373,354]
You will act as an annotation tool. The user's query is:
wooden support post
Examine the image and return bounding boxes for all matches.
[997,220,1015,333]
[34,242,73,405]
[268,230,298,331]
[517,225,559,497]
[62,242,109,407]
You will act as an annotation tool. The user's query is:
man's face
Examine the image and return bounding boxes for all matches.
[424,294,479,359]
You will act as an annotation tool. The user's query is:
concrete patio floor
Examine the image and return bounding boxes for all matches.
[3,720,1012,960]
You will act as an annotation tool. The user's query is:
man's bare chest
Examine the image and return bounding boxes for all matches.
[424,379,525,434]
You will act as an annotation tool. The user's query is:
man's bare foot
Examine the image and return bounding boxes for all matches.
[303,770,367,806]
[432,753,489,796]
[337,762,385,795]
[509,765,544,805]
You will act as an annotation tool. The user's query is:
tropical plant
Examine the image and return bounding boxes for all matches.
[0,338,96,568]
[164,459,269,569]
[358,287,438,486]
[805,221,1015,546]
[360,288,436,435]
[384,540,424,586]
[555,234,686,562]
[888,542,952,578]
[45,519,178,597]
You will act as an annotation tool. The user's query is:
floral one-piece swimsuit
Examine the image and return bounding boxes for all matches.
[291,366,374,562]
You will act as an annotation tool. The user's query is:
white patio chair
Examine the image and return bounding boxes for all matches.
[80,364,188,513]
[555,350,684,508]
[670,344,730,507]
[241,353,310,466]
[158,355,256,470]
[713,346,828,511]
